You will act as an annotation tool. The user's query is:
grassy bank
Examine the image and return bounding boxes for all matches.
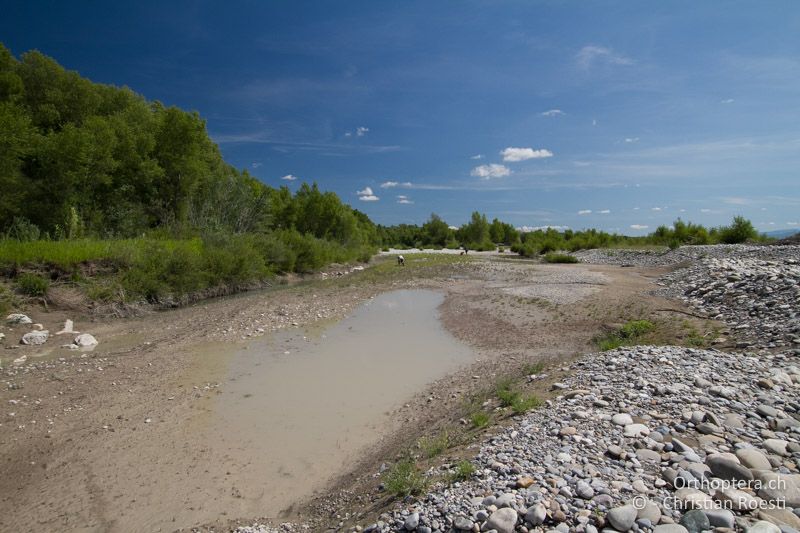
[0,233,374,309]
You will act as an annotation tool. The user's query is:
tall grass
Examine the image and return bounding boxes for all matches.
[0,232,375,304]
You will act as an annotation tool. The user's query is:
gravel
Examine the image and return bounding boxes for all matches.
[239,244,800,533]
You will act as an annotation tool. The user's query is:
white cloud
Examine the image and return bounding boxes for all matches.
[356,126,369,137]
[380,181,413,189]
[576,45,633,69]
[471,164,511,179]
[700,208,712,213]
[501,147,554,162]
[720,98,735,104]
[251,162,262,169]
[624,137,640,143]
[470,154,484,160]
[630,224,649,230]
[599,209,611,214]
[578,209,592,215]
[518,225,571,232]
[281,174,298,181]
[651,207,662,211]
[787,222,798,226]
[633,207,640,211]
[344,132,352,137]
[396,195,413,204]
[357,186,380,202]
[541,109,564,117]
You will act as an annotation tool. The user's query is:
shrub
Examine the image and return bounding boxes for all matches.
[543,253,578,264]
[449,460,476,482]
[718,215,758,244]
[597,319,656,351]
[495,378,518,407]
[470,411,490,428]
[511,394,542,414]
[619,319,655,338]
[5,217,41,242]
[383,458,427,497]
[522,361,545,375]
[419,431,450,458]
[16,273,50,297]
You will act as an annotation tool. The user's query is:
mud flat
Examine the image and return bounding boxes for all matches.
[0,256,693,532]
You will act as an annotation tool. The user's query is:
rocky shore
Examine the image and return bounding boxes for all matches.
[336,244,800,533]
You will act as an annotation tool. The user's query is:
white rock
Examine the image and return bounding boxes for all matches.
[73,333,98,347]
[21,330,49,345]
[6,313,32,324]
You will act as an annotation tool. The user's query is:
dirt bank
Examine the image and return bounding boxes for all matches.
[0,255,718,532]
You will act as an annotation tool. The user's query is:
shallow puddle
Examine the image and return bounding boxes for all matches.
[190,289,474,520]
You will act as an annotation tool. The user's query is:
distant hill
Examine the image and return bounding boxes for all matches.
[765,229,800,239]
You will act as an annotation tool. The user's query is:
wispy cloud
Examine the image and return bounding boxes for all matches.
[470,154,484,160]
[720,98,735,104]
[357,186,379,201]
[281,174,298,181]
[598,209,611,214]
[721,196,750,205]
[630,224,649,230]
[212,131,402,154]
[500,147,554,162]
[651,207,662,211]
[356,126,369,137]
[624,137,640,144]
[576,45,633,69]
[541,109,564,117]
[396,195,413,204]
[471,164,511,179]
[578,209,592,215]
[518,225,570,232]
[380,181,413,189]
[251,162,262,169]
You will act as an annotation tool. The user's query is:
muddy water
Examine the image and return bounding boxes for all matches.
[182,289,473,525]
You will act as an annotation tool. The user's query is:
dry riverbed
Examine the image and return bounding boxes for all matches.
[0,254,714,532]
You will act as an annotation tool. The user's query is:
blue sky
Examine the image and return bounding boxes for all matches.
[3,1,799,233]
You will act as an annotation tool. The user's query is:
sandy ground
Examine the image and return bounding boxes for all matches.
[0,255,713,532]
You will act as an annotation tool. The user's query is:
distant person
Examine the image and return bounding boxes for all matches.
[397,254,405,266]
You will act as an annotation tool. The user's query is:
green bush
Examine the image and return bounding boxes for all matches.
[511,394,543,414]
[597,319,656,351]
[718,215,758,244]
[448,460,476,482]
[16,273,49,297]
[383,458,427,497]
[419,431,450,458]
[543,253,578,264]
[619,319,655,338]
[470,411,490,428]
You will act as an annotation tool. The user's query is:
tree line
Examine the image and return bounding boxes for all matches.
[0,43,378,259]
[379,212,765,255]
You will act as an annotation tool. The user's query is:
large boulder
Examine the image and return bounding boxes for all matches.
[607,505,637,531]
[21,330,49,345]
[6,313,32,325]
[74,333,98,347]
[483,508,517,533]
